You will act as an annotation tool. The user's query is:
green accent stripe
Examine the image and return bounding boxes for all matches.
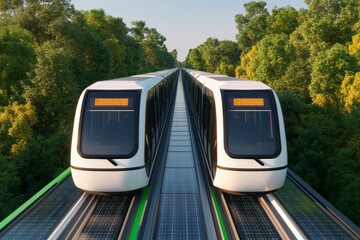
[0,168,71,231]
[210,187,229,240]
[129,187,149,240]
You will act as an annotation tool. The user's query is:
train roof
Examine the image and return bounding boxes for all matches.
[185,69,272,90]
[85,68,177,90]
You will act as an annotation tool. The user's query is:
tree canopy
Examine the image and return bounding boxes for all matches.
[0,0,176,220]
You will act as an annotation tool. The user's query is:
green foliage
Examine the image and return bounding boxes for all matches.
[277,90,307,141]
[325,147,360,225]
[348,21,360,59]
[235,45,257,79]
[267,6,299,35]
[214,40,241,76]
[184,38,240,76]
[0,0,177,221]
[0,26,35,105]
[83,9,129,78]
[0,155,22,220]
[25,41,78,134]
[309,44,357,106]
[0,101,37,156]
[304,0,359,47]
[8,133,70,201]
[253,33,296,85]
[235,1,269,52]
[186,48,205,70]
[341,72,360,111]
[11,0,75,46]
[280,59,312,102]
[130,20,176,72]
[0,0,22,13]
[323,108,360,224]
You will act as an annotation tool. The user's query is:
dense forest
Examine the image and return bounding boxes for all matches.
[0,0,176,220]
[185,0,360,225]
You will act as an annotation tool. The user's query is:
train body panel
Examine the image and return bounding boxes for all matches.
[71,168,148,193]
[183,68,287,194]
[71,69,178,193]
[214,168,287,193]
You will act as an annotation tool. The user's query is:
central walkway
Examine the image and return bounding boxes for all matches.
[154,75,206,239]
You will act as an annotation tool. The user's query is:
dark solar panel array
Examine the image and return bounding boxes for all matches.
[0,177,82,239]
[156,194,205,239]
[225,194,281,239]
[78,195,132,239]
[155,79,206,239]
[274,179,352,239]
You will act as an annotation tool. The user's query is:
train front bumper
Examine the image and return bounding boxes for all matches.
[213,167,287,194]
[71,167,148,193]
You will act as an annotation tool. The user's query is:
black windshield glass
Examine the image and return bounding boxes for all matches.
[80,91,140,157]
[222,90,280,158]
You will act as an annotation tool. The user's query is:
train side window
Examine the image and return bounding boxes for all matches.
[79,90,140,158]
[222,90,281,158]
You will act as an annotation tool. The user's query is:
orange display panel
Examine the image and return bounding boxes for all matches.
[94,98,129,107]
[233,98,264,107]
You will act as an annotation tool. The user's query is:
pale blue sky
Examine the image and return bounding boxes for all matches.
[70,0,307,61]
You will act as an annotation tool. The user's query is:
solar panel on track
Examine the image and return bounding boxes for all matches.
[274,179,352,239]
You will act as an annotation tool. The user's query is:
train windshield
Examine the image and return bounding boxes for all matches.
[222,90,280,158]
[80,90,140,157]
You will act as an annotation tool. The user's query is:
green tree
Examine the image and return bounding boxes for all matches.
[0,101,37,156]
[325,147,360,225]
[0,0,22,12]
[299,0,359,53]
[277,90,307,166]
[130,21,175,72]
[24,41,78,135]
[130,20,146,42]
[253,34,296,86]
[235,1,269,52]
[235,46,257,79]
[291,106,340,191]
[0,155,22,220]
[280,59,312,102]
[0,26,35,105]
[349,30,360,61]
[309,44,357,107]
[122,36,143,75]
[185,38,240,76]
[198,38,220,73]
[83,9,129,77]
[186,48,205,70]
[214,40,240,76]
[324,108,360,225]
[341,72,360,111]
[267,6,299,35]
[170,49,178,60]
[341,22,360,111]
[11,0,75,46]
[50,11,112,88]
[14,133,70,197]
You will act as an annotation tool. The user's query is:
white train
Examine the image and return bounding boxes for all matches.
[182,69,287,194]
[71,69,179,194]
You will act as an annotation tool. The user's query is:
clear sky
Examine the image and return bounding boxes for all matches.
[70,0,307,61]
